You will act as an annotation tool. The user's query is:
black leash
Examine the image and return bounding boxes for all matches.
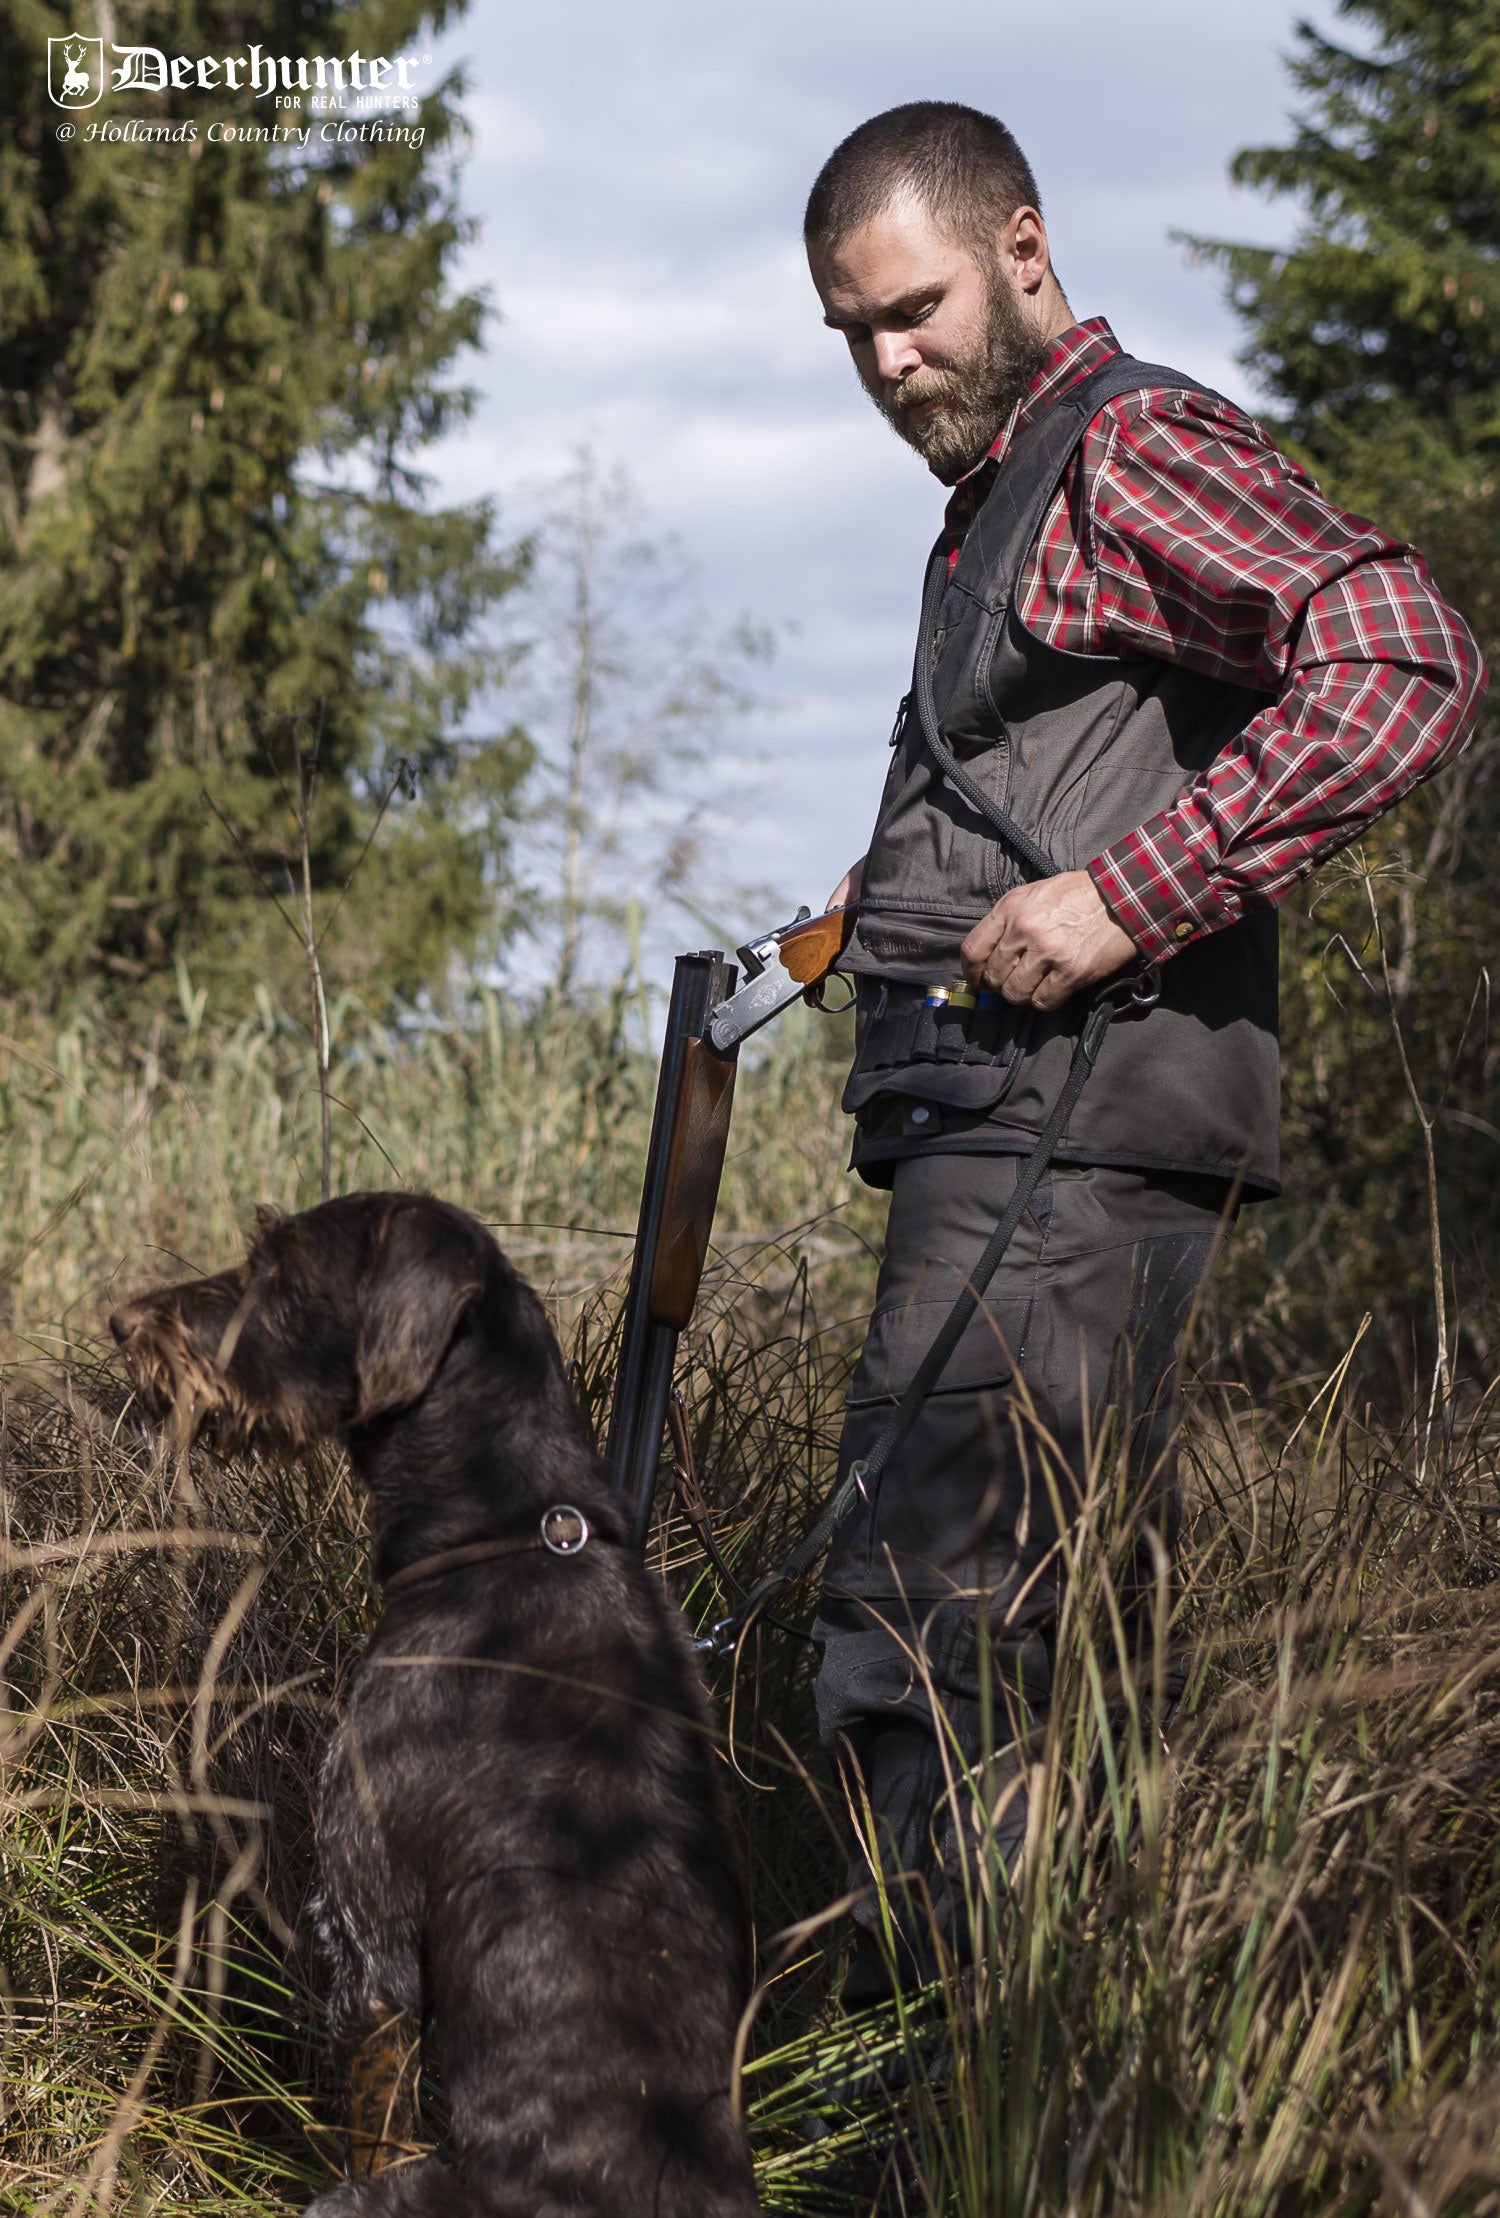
[693,548,1160,1661]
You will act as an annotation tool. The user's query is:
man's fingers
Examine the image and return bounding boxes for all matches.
[994,952,1053,1004]
[970,894,1054,1000]
[1028,966,1077,1013]
[960,898,1015,984]
[961,873,1137,1005]
[983,932,1085,1005]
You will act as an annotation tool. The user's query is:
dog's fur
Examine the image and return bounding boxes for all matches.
[111,1193,760,2218]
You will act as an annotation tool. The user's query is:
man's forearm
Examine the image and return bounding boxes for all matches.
[1087,551,1488,960]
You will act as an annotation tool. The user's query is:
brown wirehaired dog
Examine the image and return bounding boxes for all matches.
[111,1192,760,2218]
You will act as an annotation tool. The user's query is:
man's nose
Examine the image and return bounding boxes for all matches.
[871,329,923,384]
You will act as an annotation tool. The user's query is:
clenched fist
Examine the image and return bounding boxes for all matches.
[961,870,1138,1011]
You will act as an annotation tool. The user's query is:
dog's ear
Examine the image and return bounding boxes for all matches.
[354,1205,485,1423]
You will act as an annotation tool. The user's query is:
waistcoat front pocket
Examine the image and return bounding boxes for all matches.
[841,978,1035,1116]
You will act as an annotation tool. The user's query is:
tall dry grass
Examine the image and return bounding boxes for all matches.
[2,978,1499,2215]
[0,971,880,1350]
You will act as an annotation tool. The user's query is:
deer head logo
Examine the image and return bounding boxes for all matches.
[48,35,104,110]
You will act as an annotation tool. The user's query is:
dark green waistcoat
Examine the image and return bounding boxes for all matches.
[840,355,1281,1193]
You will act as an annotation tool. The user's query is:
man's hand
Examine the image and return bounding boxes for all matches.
[827,855,866,910]
[961,870,1138,1011]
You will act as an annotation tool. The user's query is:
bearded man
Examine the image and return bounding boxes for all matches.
[804,101,1485,2005]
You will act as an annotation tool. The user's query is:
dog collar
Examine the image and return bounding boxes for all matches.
[384,1503,596,1595]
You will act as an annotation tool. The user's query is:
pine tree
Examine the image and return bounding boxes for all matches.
[1189,0,1500,1389]
[0,1,528,1006]
[1190,0,1500,498]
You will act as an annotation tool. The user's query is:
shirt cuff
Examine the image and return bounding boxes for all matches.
[1087,819,1242,961]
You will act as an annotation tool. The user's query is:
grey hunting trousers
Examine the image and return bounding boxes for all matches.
[811,1149,1232,1996]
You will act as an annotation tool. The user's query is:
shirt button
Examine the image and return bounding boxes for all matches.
[1173,920,1193,942]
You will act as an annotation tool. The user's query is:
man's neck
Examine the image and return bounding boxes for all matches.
[969,317,1123,479]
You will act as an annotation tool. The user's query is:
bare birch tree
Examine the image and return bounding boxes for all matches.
[507,449,773,993]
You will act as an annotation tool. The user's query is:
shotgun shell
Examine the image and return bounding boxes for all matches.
[922,984,951,1008]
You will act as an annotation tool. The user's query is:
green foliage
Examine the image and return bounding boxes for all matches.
[1187,0,1500,1393]
[0,0,528,1006]
[1189,0,1500,489]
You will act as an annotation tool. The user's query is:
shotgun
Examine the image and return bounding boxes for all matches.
[606,905,856,1544]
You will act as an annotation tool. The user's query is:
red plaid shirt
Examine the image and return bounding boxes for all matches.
[941,319,1487,961]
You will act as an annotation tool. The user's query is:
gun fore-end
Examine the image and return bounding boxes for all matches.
[607,950,738,1542]
[609,913,853,1543]
[647,1037,738,1330]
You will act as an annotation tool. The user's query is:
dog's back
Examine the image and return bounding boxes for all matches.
[318,1542,758,2215]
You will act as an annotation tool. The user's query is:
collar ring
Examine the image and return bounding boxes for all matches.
[540,1504,591,1556]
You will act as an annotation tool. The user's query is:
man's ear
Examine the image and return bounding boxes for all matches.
[354,1205,485,1424]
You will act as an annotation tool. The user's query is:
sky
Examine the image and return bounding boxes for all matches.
[421,0,1349,975]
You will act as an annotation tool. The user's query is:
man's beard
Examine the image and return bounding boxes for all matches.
[873,276,1053,481]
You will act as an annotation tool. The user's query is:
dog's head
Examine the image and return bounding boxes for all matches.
[110,1192,535,1454]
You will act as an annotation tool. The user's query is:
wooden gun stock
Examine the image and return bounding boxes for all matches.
[774,904,856,984]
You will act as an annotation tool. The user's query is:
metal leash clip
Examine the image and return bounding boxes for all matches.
[691,1459,872,1661]
[1082,960,1163,1062]
[1126,959,1163,1008]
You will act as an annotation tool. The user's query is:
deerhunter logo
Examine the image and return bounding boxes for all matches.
[44,34,430,107]
[48,36,104,109]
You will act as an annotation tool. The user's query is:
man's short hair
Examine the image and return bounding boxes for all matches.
[804,102,1042,260]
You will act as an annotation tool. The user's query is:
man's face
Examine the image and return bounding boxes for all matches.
[810,193,1053,481]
